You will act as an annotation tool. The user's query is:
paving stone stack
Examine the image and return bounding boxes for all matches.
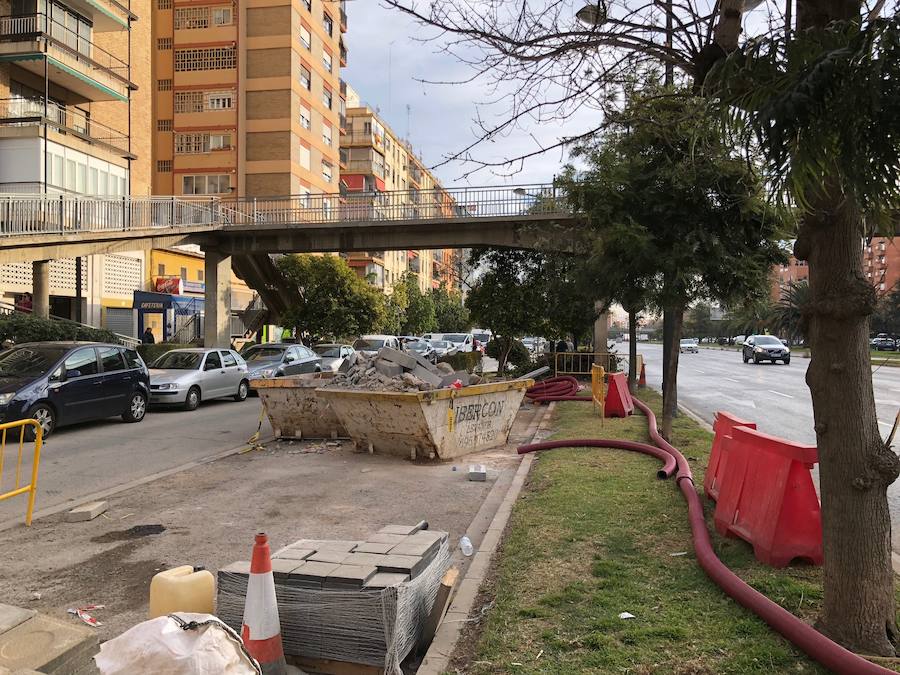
[216,524,451,669]
[329,348,480,392]
[0,604,99,675]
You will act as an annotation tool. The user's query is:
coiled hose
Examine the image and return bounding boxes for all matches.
[525,376,593,403]
[518,396,895,675]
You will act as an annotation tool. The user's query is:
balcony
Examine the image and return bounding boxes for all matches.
[339,39,346,67]
[340,1,347,32]
[0,14,133,101]
[408,165,423,186]
[0,96,133,158]
[339,147,348,170]
[69,0,134,31]
[339,112,346,133]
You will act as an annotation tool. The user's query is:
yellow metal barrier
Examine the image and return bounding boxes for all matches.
[0,419,43,526]
[555,352,615,376]
[591,364,606,421]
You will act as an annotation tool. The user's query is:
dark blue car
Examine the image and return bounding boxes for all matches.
[0,342,150,438]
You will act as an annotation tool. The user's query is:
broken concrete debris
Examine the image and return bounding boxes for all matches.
[65,501,108,522]
[468,464,487,482]
[329,348,477,392]
[216,525,451,669]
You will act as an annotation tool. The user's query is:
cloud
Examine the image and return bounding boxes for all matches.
[343,2,592,188]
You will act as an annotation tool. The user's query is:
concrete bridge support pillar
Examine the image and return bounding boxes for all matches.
[204,250,231,348]
[32,260,50,319]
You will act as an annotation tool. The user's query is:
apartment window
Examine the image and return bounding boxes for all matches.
[212,7,232,25]
[158,264,166,276]
[175,133,209,154]
[322,51,332,73]
[174,6,208,29]
[157,37,173,50]
[180,267,188,280]
[207,92,233,109]
[157,0,172,8]
[157,119,172,131]
[299,26,311,50]
[323,12,333,36]
[364,121,372,134]
[303,0,310,9]
[322,88,332,109]
[209,133,232,150]
[322,125,332,147]
[322,161,332,183]
[182,174,231,194]
[175,47,236,71]
[158,79,173,91]
[299,65,311,90]
[299,106,311,129]
[197,270,204,281]
[299,144,310,169]
[175,91,204,113]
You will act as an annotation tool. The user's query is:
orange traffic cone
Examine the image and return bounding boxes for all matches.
[241,533,287,675]
[638,362,647,388]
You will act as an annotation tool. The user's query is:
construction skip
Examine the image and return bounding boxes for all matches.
[253,374,347,440]
[318,380,532,460]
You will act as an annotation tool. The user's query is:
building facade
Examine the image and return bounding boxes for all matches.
[340,83,459,294]
[151,0,345,199]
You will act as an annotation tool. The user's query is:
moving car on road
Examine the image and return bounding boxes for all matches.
[0,342,149,438]
[243,343,322,381]
[313,343,355,372]
[742,335,791,365]
[405,338,436,363]
[352,335,401,357]
[150,348,249,411]
[679,339,699,354]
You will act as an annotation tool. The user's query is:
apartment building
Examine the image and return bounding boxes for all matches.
[340,82,459,294]
[771,236,900,302]
[0,0,155,329]
[151,0,345,199]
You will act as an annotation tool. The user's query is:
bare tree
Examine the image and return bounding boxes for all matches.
[386,0,900,659]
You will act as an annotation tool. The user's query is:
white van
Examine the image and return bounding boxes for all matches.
[423,332,476,353]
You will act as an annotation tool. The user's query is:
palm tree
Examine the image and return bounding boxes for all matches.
[771,281,809,345]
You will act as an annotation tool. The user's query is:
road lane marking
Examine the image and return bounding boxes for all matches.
[880,421,893,428]
[767,389,794,399]
[725,377,740,383]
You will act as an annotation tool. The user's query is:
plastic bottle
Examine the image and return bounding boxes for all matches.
[459,536,474,557]
[148,565,215,619]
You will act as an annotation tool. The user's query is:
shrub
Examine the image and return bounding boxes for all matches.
[137,343,194,365]
[0,313,119,344]
[486,337,532,374]
[438,351,483,373]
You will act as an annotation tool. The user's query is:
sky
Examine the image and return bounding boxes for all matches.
[342,2,595,189]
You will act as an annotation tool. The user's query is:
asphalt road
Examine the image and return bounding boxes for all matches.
[0,396,271,527]
[638,343,900,548]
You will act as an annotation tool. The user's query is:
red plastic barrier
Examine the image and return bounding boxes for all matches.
[713,425,822,567]
[703,411,756,501]
[604,372,633,417]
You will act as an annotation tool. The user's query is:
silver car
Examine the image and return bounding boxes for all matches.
[313,343,355,372]
[149,348,250,411]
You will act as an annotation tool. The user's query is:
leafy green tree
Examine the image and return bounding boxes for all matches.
[872,287,900,336]
[377,281,408,336]
[399,274,437,335]
[539,252,600,350]
[276,254,383,343]
[431,284,470,332]
[563,86,786,438]
[770,281,810,345]
[684,303,714,341]
[466,249,545,374]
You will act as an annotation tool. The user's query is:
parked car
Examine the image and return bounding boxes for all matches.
[149,348,249,411]
[313,343,355,372]
[472,329,492,353]
[0,342,149,438]
[405,339,436,363]
[742,335,791,364]
[422,333,476,353]
[429,340,458,360]
[352,335,402,357]
[679,339,699,354]
[242,343,322,381]
[734,335,747,345]
[871,335,897,351]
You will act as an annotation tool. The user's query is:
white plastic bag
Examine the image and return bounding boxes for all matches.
[95,613,260,675]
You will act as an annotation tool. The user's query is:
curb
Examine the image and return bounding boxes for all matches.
[677,403,714,433]
[417,402,556,674]
[0,435,273,532]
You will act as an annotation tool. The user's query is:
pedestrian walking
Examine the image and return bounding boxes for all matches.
[142,327,156,344]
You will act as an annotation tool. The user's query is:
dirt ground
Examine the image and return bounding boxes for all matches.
[0,403,544,642]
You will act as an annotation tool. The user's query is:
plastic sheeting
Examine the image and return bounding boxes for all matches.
[217,540,451,675]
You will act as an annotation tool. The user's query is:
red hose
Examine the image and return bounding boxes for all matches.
[517,397,895,675]
[526,376,592,403]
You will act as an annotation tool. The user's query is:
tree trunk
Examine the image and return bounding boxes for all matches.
[661,305,684,440]
[628,310,638,393]
[797,192,900,655]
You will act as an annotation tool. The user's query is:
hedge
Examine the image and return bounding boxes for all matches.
[438,351,483,373]
[0,313,119,345]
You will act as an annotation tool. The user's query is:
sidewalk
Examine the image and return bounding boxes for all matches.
[0,403,543,641]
